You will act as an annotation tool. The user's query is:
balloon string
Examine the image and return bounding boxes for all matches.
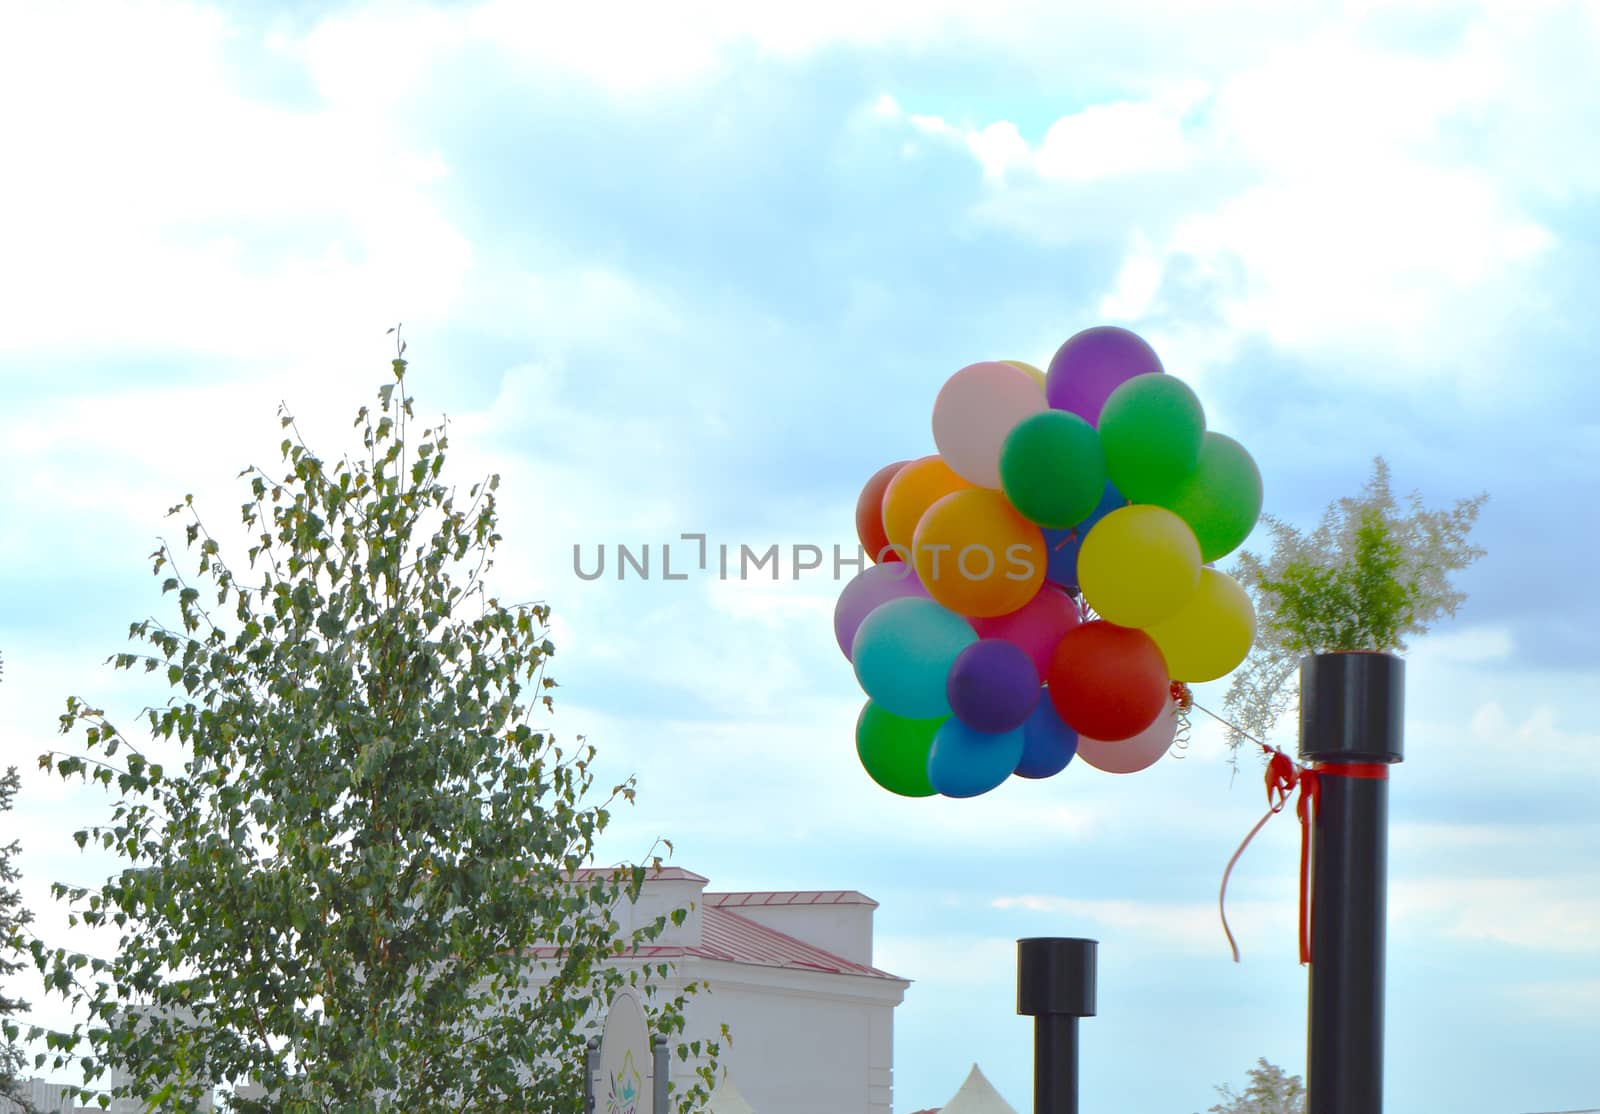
[1193,700,1311,965]
[1296,769,1320,965]
[1195,700,1391,965]
[1189,700,1270,748]
[1219,807,1275,962]
[1169,682,1194,759]
[1217,748,1302,962]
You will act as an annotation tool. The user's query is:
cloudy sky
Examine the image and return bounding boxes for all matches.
[2,0,1597,1110]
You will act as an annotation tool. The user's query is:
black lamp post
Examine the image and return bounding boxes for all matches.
[1299,651,1404,1114]
[1017,937,1097,1114]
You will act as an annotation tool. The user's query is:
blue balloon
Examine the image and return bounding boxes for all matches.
[1014,694,1079,779]
[852,597,977,719]
[1041,482,1127,593]
[927,719,1025,798]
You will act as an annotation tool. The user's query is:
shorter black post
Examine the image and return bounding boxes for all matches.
[1018,937,1097,1114]
[583,1037,599,1114]
[652,1035,669,1113]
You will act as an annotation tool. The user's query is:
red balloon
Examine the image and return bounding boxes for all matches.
[1046,621,1169,741]
[856,461,909,563]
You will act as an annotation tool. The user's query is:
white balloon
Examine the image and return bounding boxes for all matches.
[931,361,1047,489]
[1076,701,1179,774]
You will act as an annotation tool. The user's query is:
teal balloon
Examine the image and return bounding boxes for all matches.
[1098,373,1206,503]
[856,701,942,797]
[927,719,1025,798]
[999,411,1108,528]
[1155,432,1263,562]
[852,596,977,719]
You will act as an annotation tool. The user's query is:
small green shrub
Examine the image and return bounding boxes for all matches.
[1221,457,1486,752]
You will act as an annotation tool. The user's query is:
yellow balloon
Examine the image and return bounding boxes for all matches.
[1003,360,1047,390]
[1078,505,1201,628]
[1146,568,1256,682]
[912,489,1045,618]
[881,455,973,555]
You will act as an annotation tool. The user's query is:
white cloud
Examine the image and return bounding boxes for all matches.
[1409,625,1516,666]
[0,363,410,578]
[1391,875,1600,954]
[0,0,470,362]
[459,0,1264,92]
[1390,819,1545,856]
[1159,161,1550,365]
[882,6,1574,378]
[990,893,1298,960]
[301,0,985,97]
[1098,235,1166,320]
[1034,84,1206,183]
[15,0,1546,387]
[892,81,1205,187]
[1463,700,1595,768]
[964,121,1032,182]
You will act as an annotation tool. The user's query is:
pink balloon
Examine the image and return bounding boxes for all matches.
[931,361,1047,489]
[971,584,1083,677]
[833,561,934,659]
[1076,701,1179,774]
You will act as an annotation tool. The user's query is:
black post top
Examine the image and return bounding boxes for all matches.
[1017,937,1098,1018]
[1298,652,1405,765]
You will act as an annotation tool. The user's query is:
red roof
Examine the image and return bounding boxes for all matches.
[696,903,897,978]
[568,866,710,883]
[521,902,901,981]
[522,873,902,981]
[707,890,878,909]
[600,904,900,980]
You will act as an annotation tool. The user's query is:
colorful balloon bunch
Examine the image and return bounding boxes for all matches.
[835,326,1263,798]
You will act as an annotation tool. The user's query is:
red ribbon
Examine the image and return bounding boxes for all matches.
[1218,748,1389,965]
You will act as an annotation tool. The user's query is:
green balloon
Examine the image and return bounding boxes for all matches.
[856,701,942,797]
[1155,432,1263,562]
[999,411,1107,528]
[1098,373,1206,503]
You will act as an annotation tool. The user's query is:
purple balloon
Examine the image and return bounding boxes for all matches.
[1045,326,1164,425]
[947,639,1041,734]
[834,561,933,659]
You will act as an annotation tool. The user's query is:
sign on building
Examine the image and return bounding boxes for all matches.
[587,988,667,1114]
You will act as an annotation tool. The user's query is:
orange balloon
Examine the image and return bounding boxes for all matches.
[881,456,973,556]
[913,489,1045,618]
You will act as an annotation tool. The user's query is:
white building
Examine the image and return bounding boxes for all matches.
[2,1078,79,1113]
[13,867,909,1113]
[570,866,911,1114]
